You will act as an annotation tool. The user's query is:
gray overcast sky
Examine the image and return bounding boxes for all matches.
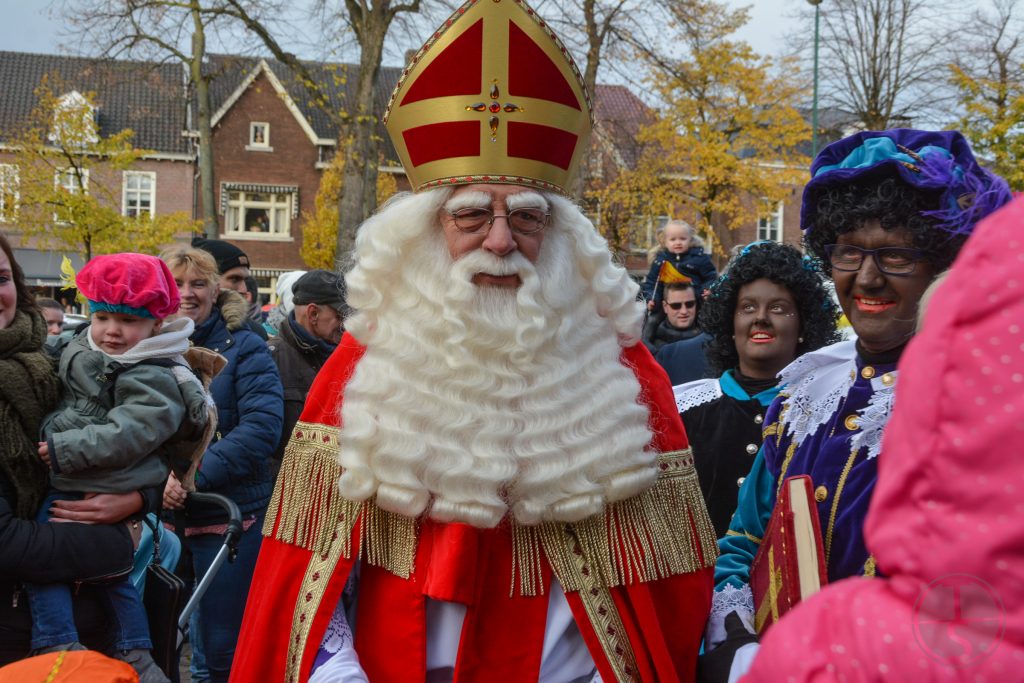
[1,0,796,63]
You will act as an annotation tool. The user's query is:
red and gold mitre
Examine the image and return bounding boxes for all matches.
[384,0,593,195]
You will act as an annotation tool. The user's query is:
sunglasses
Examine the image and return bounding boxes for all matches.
[666,301,696,310]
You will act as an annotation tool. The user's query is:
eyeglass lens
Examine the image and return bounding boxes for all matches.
[450,208,547,234]
[828,244,922,274]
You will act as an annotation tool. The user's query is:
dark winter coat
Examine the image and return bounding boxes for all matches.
[654,333,714,386]
[642,314,704,354]
[42,332,187,493]
[0,469,134,663]
[675,371,780,537]
[267,314,334,462]
[640,248,718,305]
[185,291,283,525]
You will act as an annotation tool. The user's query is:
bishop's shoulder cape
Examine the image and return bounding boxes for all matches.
[231,333,717,683]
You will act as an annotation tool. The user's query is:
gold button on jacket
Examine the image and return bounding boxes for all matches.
[815,485,828,502]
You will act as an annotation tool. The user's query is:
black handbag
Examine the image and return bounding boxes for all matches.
[142,518,186,679]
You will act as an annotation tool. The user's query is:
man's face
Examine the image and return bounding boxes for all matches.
[439,184,548,288]
[306,303,345,345]
[41,307,64,336]
[832,220,934,354]
[663,287,697,330]
[220,266,250,293]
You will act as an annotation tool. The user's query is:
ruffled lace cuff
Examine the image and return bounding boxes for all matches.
[705,583,754,650]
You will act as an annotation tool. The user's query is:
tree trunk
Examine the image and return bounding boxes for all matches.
[191,4,218,239]
[334,24,386,270]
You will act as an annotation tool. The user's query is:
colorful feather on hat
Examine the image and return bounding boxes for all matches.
[917,152,1014,237]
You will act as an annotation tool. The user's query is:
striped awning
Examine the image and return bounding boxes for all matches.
[219,182,300,218]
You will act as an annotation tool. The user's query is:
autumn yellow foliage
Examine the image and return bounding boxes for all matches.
[589,0,810,256]
[300,145,398,269]
[7,77,197,261]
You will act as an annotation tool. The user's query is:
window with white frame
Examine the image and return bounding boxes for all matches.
[249,122,269,148]
[49,91,98,148]
[54,168,88,223]
[757,200,784,242]
[0,165,18,223]
[123,171,155,217]
[225,189,292,236]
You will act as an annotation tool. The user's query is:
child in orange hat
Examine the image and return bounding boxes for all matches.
[27,253,212,683]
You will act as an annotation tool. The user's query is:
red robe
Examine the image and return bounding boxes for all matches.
[231,333,715,682]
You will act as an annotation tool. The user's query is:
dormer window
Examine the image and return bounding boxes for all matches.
[49,91,98,148]
[249,122,270,149]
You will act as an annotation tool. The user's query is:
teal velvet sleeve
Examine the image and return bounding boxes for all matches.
[713,445,777,590]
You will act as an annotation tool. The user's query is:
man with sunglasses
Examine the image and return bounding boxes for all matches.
[701,130,1012,682]
[643,282,714,385]
[232,1,717,681]
[643,282,702,354]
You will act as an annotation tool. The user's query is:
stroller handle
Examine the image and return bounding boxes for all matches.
[187,491,243,548]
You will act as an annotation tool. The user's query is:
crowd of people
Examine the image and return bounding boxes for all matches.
[0,2,1021,682]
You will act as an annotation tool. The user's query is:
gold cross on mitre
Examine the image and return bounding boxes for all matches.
[383,0,593,195]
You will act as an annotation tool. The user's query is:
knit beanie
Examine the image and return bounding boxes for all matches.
[192,237,250,274]
[76,253,180,319]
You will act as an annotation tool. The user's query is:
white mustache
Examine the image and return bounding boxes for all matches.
[450,249,534,282]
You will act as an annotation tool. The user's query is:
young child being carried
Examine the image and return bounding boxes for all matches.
[641,219,718,310]
[29,253,211,683]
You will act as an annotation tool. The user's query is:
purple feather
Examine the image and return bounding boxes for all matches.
[919,152,1013,237]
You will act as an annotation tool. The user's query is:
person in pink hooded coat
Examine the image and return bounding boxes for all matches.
[744,194,1024,680]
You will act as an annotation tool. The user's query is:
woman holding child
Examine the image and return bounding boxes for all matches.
[161,246,282,683]
[0,234,141,665]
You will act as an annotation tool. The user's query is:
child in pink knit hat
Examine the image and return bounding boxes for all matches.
[27,253,212,682]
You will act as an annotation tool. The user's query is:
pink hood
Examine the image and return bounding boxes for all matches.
[746,195,1024,680]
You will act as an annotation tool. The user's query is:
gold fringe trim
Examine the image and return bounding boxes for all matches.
[268,438,718,594]
[264,422,353,555]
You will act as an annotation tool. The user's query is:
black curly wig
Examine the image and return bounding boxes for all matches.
[700,242,841,375]
[803,175,970,276]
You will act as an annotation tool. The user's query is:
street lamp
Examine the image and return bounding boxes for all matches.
[808,0,823,157]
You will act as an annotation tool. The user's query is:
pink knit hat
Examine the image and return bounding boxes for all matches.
[76,253,180,319]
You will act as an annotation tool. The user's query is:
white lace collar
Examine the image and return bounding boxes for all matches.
[777,339,897,459]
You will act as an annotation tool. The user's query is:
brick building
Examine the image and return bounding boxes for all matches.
[0,49,854,291]
[0,51,193,292]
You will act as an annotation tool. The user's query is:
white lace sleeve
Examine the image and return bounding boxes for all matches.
[705,583,755,651]
[674,378,722,413]
[309,598,369,683]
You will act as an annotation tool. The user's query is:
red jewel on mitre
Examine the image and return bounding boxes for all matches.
[384,0,593,195]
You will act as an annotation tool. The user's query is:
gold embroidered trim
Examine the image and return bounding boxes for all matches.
[863,555,877,577]
[824,445,860,564]
[269,441,717,593]
[285,515,350,683]
[726,529,763,545]
[544,523,639,682]
[775,442,798,497]
[753,547,783,633]
[761,422,780,439]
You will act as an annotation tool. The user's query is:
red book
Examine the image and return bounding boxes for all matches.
[750,475,828,634]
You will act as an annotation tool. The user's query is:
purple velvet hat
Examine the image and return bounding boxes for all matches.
[800,129,1012,237]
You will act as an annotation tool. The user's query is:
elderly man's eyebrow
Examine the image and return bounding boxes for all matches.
[505,191,549,211]
[444,191,492,212]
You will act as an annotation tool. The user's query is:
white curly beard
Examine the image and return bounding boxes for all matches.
[336,189,657,528]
